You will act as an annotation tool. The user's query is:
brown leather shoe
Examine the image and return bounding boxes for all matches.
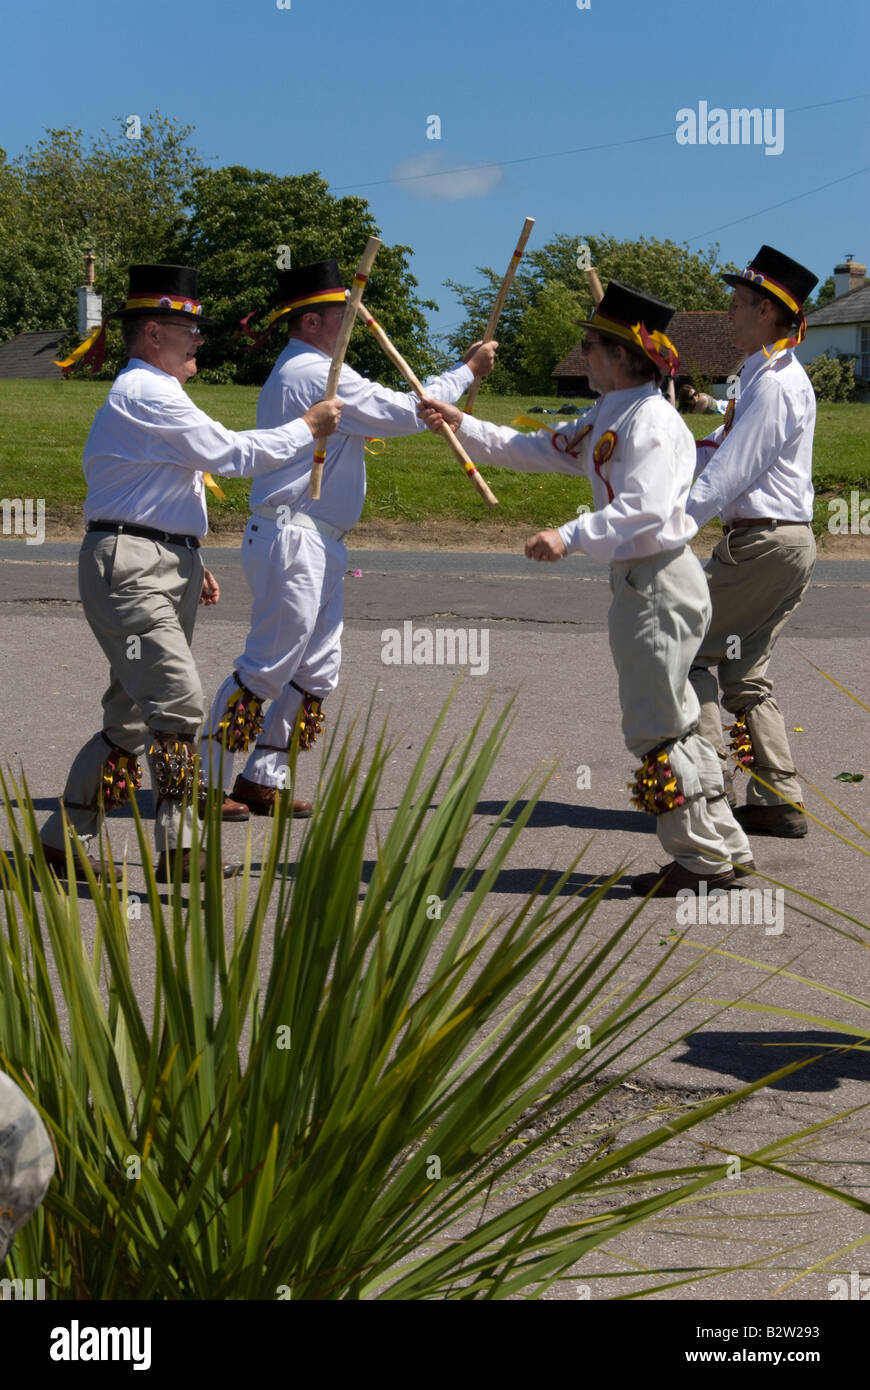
[39,841,102,882]
[197,791,250,822]
[231,774,313,818]
[630,861,736,897]
[735,804,808,838]
[156,848,241,881]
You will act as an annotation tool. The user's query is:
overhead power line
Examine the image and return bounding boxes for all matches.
[330,92,870,195]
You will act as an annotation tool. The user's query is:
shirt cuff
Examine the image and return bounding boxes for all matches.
[558,519,587,554]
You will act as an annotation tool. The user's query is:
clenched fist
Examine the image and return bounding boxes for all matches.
[525,529,567,563]
[303,398,343,437]
[462,340,499,378]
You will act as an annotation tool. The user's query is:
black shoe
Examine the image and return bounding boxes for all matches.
[734,804,808,838]
[630,861,736,897]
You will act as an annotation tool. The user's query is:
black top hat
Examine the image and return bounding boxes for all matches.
[575,280,680,376]
[722,246,818,317]
[275,259,348,314]
[54,263,214,373]
[118,264,216,327]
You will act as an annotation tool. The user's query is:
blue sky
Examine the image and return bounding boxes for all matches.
[3,0,869,342]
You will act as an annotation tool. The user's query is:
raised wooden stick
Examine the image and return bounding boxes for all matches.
[586,266,604,307]
[310,235,382,499]
[464,216,535,416]
[355,302,498,508]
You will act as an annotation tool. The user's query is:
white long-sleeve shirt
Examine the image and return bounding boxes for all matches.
[250,339,473,532]
[687,347,816,527]
[82,359,315,537]
[456,383,698,563]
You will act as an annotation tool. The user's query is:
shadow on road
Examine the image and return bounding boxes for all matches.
[474,798,654,834]
[677,1030,870,1092]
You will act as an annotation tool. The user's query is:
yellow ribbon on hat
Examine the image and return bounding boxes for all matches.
[737,268,807,356]
[590,313,679,374]
[53,320,107,370]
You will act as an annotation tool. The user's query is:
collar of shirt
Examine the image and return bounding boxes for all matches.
[739,344,790,389]
[594,381,660,408]
[117,358,187,398]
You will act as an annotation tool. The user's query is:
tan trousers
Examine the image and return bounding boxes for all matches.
[689,524,816,807]
[608,547,751,875]
[41,531,205,855]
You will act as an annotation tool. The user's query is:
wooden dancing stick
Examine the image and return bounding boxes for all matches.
[586,266,604,307]
[309,235,382,499]
[464,216,535,416]
[354,301,498,508]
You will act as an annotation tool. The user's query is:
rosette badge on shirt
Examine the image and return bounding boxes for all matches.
[592,429,618,501]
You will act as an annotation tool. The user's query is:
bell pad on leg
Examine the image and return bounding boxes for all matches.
[100,736,143,809]
[148,736,201,801]
[629,746,687,815]
[216,672,264,753]
[291,684,325,752]
[727,708,755,768]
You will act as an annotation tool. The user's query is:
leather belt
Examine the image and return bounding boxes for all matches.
[249,504,348,542]
[87,521,201,549]
[722,518,810,534]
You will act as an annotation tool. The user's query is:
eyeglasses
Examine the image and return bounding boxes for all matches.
[156,319,203,337]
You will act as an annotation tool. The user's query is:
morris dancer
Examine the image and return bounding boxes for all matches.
[202,258,497,815]
[38,264,341,881]
[420,281,753,896]
[687,246,818,837]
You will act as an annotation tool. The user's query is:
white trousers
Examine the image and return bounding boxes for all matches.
[608,547,752,875]
[202,518,345,790]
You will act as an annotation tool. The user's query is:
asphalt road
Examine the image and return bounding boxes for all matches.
[2,540,870,1299]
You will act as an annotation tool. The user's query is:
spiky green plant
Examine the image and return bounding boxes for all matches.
[0,698,847,1299]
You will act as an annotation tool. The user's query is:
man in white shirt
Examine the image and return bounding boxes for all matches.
[420,281,753,896]
[39,264,341,882]
[202,259,497,815]
[687,246,818,838]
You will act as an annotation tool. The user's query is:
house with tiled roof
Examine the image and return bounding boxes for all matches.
[795,258,870,400]
[0,330,71,380]
[552,311,741,396]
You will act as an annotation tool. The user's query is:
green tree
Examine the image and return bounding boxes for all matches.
[810,275,837,310]
[0,115,203,348]
[518,282,584,393]
[0,148,82,340]
[805,352,858,402]
[446,234,736,393]
[179,165,440,386]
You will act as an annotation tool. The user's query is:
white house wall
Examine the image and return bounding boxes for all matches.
[796,324,863,364]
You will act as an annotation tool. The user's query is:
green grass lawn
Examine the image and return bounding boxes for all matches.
[1,379,868,535]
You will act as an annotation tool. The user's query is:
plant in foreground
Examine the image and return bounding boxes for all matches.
[0,697,859,1299]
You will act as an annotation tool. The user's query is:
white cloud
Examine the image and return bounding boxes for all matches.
[390,152,503,201]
